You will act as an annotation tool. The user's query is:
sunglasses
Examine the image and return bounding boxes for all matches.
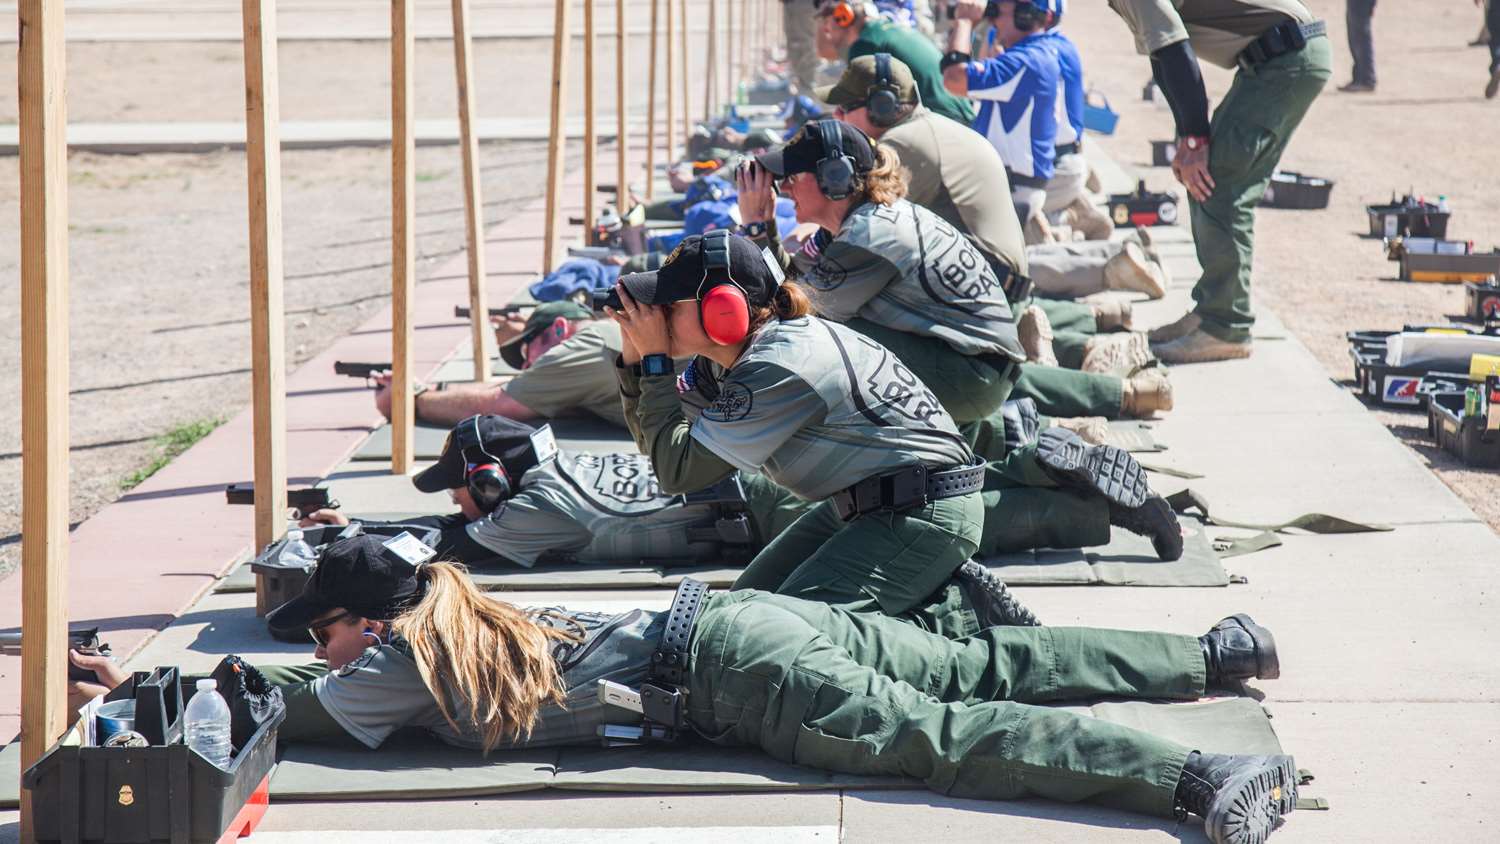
[308,611,355,647]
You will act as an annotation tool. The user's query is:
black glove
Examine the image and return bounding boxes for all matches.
[209,655,286,752]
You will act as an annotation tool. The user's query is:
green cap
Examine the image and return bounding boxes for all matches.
[498,300,593,370]
[814,54,919,109]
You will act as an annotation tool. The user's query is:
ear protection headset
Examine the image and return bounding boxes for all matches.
[813,120,862,201]
[696,229,752,346]
[1012,1,1046,31]
[866,53,903,128]
[828,0,857,27]
[463,416,512,513]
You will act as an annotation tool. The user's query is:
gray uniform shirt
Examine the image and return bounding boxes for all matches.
[313,608,662,750]
[803,199,1024,363]
[465,452,724,566]
[1107,0,1314,69]
[683,316,973,501]
[504,322,628,427]
[877,106,1029,279]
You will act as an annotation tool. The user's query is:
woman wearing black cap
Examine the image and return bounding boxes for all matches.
[71,535,1301,844]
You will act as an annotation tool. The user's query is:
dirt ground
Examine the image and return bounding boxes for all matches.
[1066,0,1500,534]
[0,0,1496,582]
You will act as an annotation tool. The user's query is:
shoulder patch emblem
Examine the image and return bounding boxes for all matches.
[807,254,849,291]
[701,382,753,422]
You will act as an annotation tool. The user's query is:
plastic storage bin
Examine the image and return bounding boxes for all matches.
[1366,198,1450,239]
[1259,171,1334,209]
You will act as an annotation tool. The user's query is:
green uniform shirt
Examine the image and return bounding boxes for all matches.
[1107,0,1314,69]
[466,451,729,566]
[877,106,1028,279]
[682,316,974,501]
[312,611,662,750]
[804,199,1024,363]
[850,20,976,125]
[504,322,628,427]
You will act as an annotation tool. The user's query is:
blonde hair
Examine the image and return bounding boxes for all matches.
[861,143,909,206]
[391,562,579,753]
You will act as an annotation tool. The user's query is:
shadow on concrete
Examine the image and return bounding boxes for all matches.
[844,790,1210,841]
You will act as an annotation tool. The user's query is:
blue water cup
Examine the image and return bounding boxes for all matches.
[95,699,136,745]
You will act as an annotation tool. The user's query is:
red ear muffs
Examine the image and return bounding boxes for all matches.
[700,284,751,345]
[831,1,856,27]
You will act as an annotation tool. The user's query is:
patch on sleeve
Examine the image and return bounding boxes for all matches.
[701,382,754,422]
[806,253,849,291]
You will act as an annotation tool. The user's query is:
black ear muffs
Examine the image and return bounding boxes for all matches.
[813,121,860,201]
[463,416,512,512]
[1013,1,1045,31]
[696,229,751,345]
[866,53,903,128]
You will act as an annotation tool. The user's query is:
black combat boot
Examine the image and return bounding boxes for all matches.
[1173,751,1298,844]
[954,560,1041,627]
[1200,614,1280,684]
[1108,495,1184,561]
[1035,428,1149,508]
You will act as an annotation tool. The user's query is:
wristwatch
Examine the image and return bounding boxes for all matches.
[1180,135,1210,151]
[742,220,769,240]
[641,354,675,377]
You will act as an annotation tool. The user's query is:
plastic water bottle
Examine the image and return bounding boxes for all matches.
[279,529,317,570]
[185,679,233,768]
[1438,195,1450,213]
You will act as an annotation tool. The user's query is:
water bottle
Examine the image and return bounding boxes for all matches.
[1438,195,1450,213]
[279,529,317,570]
[184,678,233,768]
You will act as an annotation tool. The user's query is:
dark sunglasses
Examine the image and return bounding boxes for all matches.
[308,611,355,647]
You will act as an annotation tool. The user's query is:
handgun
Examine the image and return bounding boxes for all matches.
[225,483,340,517]
[0,627,113,682]
[333,361,390,384]
[454,304,528,319]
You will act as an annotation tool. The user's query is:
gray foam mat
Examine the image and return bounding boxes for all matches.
[1105,421,1166,453]
[352,415,628,462]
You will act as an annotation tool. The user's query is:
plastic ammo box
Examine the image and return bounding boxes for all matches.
[1352,347,1467,408]
[1467,280,1500,322]
[1401,251,1500,283]
[251,522,418,632]
[1259,171,1334,209]
[1428,389,1500,468]
[1366,202,1450,239]
[24,667,283,844]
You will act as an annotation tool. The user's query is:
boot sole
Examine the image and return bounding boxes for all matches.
[1227,613,1280,680]
[957,561,1042,627]
[1142,497,1184,561]
[1037,429,1149,508]
[1205,755,1298,844]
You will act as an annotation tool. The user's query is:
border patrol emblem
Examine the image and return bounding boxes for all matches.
[703,382,753,422]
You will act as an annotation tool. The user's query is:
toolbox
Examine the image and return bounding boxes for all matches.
[1345,326,1487,408]
[1467,280,1500,321]
[1427,378,1500,467]
[1366,196,1450,239]
[1400,250,1500,283]
[24,667,282,844]
[1108,180,1179,228]
[1259,171,1334,210]
[252,522,420,635]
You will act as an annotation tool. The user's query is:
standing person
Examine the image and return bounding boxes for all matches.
[1039,2,1116,240]
[74,537,1303,844]
[1341,0,1377,92]
[1107,0,1331,363]
[815,0,978,125]
[940,0,1061,235]
[783,0,824,96]
[1486,0,1500,97]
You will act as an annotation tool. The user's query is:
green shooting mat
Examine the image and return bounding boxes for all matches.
[1104,421,1166,453]
[351,415,629,462]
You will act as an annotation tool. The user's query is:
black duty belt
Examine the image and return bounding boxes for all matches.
[831,459,985,522]
[595,578,710,746]
[1238,19,1325,71]
[1007,170,1049,189]
[650,578,709,688]
[1055,142,1081,156]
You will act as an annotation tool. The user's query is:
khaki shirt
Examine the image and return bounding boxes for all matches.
[1107,0,1314,69]
[878,106,1029,279]
[504,322,627,427]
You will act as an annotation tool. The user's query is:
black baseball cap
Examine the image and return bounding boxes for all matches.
[617,231,785,309]
[266,534,426,634]
[815,54,919,109]
[411,414,543,493]
[498,300,594,370]
[755,119,875,179]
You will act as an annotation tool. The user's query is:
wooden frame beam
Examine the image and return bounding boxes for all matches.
[18,0,70,837]
[646,0,660,199]
[391,0,416,474]
[615,0,628,204]
[241,0,289,610]
[583,0,597,236]
[451,0,492,381]
[542,0,573,271]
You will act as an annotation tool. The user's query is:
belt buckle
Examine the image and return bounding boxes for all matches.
[888,464,928,512]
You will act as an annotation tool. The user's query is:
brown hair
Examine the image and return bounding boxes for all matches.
[747,282,815,336]
[391,562,580,753]
[860,142,908,206]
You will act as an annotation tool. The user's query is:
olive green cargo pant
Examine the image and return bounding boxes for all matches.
[688,591,1200,816]
[1190,37,1331,342]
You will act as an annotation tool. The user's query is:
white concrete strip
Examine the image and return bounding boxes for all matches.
[0,116,653,155]
[241,827,840,844]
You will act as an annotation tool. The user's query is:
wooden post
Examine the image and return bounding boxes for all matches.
[678,0,690,146]
[725,0,734,107]
[583,0,596,238]
[543,0,573,272]
[615,0,628,203]
[18,1,69,837]
[242,0,288,611]
[390,0,416,475]
[646,0,659,198]
[703,0,716,119]
[450,0,491,381]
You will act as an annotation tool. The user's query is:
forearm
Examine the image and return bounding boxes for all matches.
[615,363,652,454]
[1149,41,1211,138]
[414,382,539,427]
[748,215,795,278]
[279,678,363,745]
[636,375,736,494]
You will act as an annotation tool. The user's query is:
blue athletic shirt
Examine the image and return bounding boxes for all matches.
[964,33,1060,181]
[1044,30,1085,148]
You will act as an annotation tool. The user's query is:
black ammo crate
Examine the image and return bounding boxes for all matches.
[1259,171,1334,209]
[24,668,282,844]
[1366,199,1450,239]
[1428,387,1500,468]
[1466,280,1500,321]
[252,522,417,637]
